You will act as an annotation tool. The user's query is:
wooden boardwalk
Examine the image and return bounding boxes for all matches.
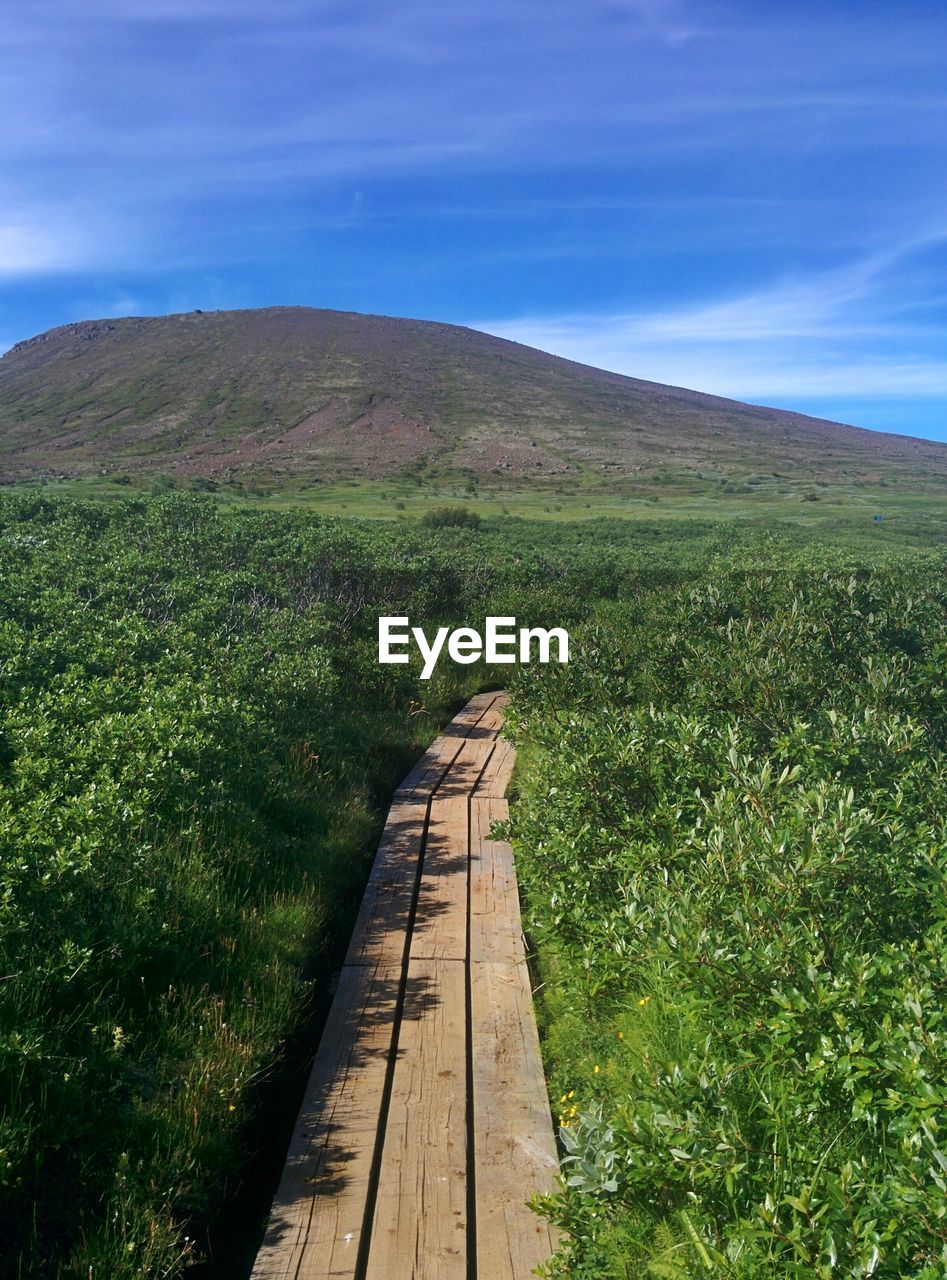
[252,692,560,1280]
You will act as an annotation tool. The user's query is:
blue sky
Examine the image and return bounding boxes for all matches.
[2,1,947,440]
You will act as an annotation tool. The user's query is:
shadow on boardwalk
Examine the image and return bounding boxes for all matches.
[247,692,559,1280]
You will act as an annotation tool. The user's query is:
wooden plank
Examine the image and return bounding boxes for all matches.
[396,694,493,798]
[344,799,427,967]
[471,691,507,727]
[463,692,506,747]
[253,690,561,1280]
[469,797,525,968]
[398,694,499,799]
[364,958,469,1280]
[346,697,497,968]
[470,958,560,1279]
[433,725,499,800]
[433,693,505,797]
[251,962,403,1280]
[409,796,469,962]
[474,737,515,800]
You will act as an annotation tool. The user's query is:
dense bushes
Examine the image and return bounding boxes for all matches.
[507,567,947,1278]
[1,492,942,1277]
[0,494,524,1278]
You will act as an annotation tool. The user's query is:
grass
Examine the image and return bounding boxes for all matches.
[16,471,947,552]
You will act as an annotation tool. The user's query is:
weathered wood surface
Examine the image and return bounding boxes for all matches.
[364,957,468,1280]
[252,692,559,1280]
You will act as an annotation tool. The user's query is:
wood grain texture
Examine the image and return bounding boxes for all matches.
[471,959,561,1278]
[409,796,469,962]
[469,797,525,968]
[251,962,402,1279]
[343,800,427,968]
[431,702,505,799]
[473,736,515,800]
[364,958,469,1280]
[397,693,499,800]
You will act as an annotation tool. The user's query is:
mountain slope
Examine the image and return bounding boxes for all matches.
[1,305,944,490]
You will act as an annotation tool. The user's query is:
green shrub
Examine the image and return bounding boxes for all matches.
[508,566,947,1278]
[0,494,506,1277]
[420,505,482,530]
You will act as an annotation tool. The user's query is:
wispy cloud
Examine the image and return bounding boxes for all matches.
[477,230,947,403]
[0,226,76,276]
[2,0,944,250]
[0,206,134,276]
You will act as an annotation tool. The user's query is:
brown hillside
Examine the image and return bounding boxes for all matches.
[1,306,944,490]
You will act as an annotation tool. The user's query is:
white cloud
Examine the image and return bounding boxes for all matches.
[0,187,146,277]
[477,231,947,402]
[0,223,94,276]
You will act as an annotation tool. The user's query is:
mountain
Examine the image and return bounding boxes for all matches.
[1,305,945,492]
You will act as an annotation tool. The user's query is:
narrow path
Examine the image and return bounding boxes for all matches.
[252,692,560,1280]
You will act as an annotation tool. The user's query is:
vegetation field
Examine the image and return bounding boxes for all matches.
[1,489,945,1277]
[21,470,947,552]
[507,561,947,1278]
[0,494,538,1277]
